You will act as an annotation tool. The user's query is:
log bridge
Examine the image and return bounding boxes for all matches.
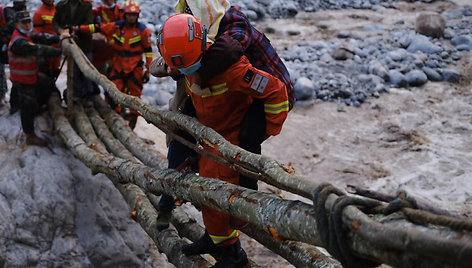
[50,38,472,268]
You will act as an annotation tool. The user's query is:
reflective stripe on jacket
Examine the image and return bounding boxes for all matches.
[185,55,288,144]
[33,4,56,35]
[100,21,153,74]
[93,4,123,23]
[8,30,38,85]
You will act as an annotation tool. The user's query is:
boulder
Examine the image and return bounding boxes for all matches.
[389,70,407,88]
[331,47,354,60]
[405,70,428,86]
[422,67,443,81]
[407,34,443,54]
[415,12,446,38]
[442,69,461,83]
[294,77,315,101]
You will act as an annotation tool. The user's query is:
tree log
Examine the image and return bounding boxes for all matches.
[60,38,317,200]
[49,92,212,267]
[58,40,472,268]
[85,105,138,162]
[92,95,167,170]
[74,103,108,154]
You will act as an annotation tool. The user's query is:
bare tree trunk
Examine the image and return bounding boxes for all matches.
[58,40,472,268]
[49,92,212,267]
[93,95,167,170]
[74,103,108,154]
[85,105,138,162]
[60,38,317,200]
[146,193,339,268]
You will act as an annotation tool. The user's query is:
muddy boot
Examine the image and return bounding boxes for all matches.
[123,112,138,130]
[181,230,221,256]
[212,240,248,268]
[26,133,47,147]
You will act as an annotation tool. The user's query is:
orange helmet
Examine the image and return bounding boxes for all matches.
[158,13,207,70]
[123,0,140,14]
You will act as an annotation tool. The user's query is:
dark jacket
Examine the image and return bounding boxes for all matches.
[53,0,93,52]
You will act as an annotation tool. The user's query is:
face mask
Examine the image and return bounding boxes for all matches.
[19,28,32,35]
[105,3,115,8]
[179,60,201,76]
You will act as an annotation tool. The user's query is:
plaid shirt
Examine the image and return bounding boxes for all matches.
[218,6,295,110]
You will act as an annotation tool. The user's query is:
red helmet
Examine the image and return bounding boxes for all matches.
[123,0,140,14]
[158,13,207,69]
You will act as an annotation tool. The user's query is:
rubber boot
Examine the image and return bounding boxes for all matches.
[124,113,138,129]
[181,230,221,256]
[26,133,47,147]
[211,240,248,268]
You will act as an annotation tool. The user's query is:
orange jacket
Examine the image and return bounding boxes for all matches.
[185,55,288,144]
[33,4,56,35]
[78,21,153,74]
[93,4,123,23]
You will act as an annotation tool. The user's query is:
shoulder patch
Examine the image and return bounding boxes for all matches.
[136,22,146,31]
[250,73,270,94]
[243,69,254,84]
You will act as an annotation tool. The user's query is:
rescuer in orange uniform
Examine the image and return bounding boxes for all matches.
[71,0,153,129]
[91,0,123,70]
[93,0,123,24]
[158,14,288,268]
[33,0,61,78]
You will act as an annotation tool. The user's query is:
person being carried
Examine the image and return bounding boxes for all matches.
[70,0,153,129]
[151,0,294,229]
[8,10,62,147]
[158,14,289,268]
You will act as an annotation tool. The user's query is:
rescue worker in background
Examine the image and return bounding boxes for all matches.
[8,10,61,147]
[33,0,61,79]
[52,0,95,101]
[158,14,289,268]
[90,0,123,93]
[93,0,123,24]
[70,0,153,129]
[151,0,293,228]
[1,0,27,110]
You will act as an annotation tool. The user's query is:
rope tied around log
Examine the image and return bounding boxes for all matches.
[313,183,382,268]
[314,184,472,267]
[355,187,472,232]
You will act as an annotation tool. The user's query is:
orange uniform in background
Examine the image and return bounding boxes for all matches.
[93,3,123,23]
[33,1,61,74]
[77,20,153,115]
[101,21,153,115]
[185,55,288,245]
[92,2,123,68]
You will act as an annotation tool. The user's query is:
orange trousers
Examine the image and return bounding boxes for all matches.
[199,146,240,246]
[109,66,143,115]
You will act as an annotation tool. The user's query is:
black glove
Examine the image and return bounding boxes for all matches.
[43,33,60,44]
[63,25,73,33]
[142,70,150,84]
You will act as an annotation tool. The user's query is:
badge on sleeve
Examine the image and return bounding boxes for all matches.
[250,73,269,94]
[243,69,254,84]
